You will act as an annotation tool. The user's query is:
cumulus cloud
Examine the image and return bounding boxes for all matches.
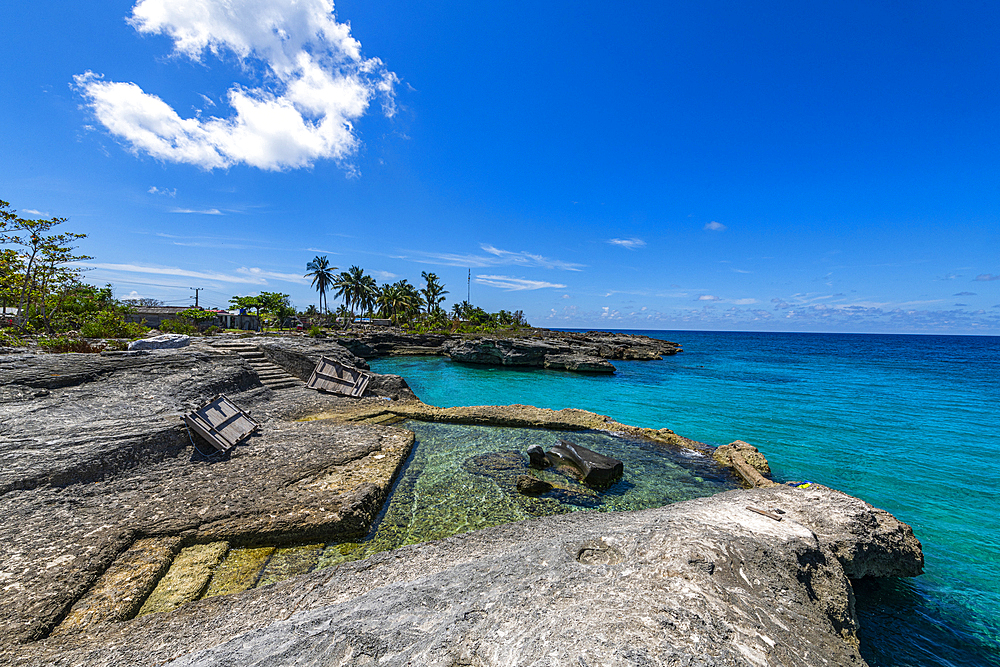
[148,186,177,196]
[475,275,567,291]
[704,221,727,232]
[74,0,397,171]
[974,274,1000,282]
[698,295,721,301]
[607,237,645,250]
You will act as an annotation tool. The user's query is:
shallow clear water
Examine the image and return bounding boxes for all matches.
[316,420,738,569]
[370,330,1000,667]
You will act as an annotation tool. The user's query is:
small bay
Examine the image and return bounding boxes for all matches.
[371,330,1000,667]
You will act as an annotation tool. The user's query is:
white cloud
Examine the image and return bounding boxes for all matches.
[22,209,50,216]
[607,237,646,250]
[704,221,727,232]
[732,298,758,305]
[77,262,267,284]
[235,266,310,284]
[171,207,223,215]
[409,244,584,271]
[74,0,397,172]
[475,275,567,291]
[975,274,1000,282]
[698,295,721,301]
[148,186,177,196]
[371,269,398,280]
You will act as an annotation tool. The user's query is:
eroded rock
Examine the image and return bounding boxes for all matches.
[10,485,923,667]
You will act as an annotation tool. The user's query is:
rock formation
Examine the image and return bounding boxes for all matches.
[8,485,923,667]
[332,328,682,373]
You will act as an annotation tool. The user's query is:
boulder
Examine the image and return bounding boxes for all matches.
[526,444,549,468]
[542,353,615,373]
[127,334,189,351]
[546,439,624,487]
[515,475,553,495]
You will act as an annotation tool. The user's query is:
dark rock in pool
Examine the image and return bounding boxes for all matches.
[515,475,553,496]
[546,439,624,487]
[526,444,550,468]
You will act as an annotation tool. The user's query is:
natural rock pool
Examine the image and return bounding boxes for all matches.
[144,420,739,611]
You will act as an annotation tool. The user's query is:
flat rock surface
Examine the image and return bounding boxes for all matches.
[8,485,923,667]
[0,348,415,648]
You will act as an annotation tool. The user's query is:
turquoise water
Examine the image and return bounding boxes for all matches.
[371,331,1000,667]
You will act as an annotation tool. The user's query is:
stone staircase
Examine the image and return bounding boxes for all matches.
[210,340,304,390]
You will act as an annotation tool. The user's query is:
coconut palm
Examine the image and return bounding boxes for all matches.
[420,271,448,315]
[377,279,423,325]
[304,256,336,316]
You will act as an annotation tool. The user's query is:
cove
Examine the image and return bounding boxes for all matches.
[184,420,739,602]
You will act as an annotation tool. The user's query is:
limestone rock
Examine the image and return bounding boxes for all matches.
[515,474,553,495]
[127,334,190,350]
[11,485,923,667]
[546,439,624,487]
[250,337,417,401]
[542,353,615,373]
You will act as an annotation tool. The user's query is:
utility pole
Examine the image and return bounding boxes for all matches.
[467,269,471,303]
[190,287,202,308]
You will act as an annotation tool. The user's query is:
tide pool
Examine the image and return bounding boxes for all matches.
[370,330,1000,667]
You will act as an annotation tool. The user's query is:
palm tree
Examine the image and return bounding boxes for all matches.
[377,279,423,325]
[420,271,448,314]
[304,256,336,316]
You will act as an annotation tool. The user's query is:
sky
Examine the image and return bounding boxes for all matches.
[2,0,999,334]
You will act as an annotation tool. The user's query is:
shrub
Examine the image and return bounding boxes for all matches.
[39,335,97,353]
[80,310,149,339]
[203,325,221,336]
[159,319,197,335]
[0,329,23,347]
[307,325,326,338]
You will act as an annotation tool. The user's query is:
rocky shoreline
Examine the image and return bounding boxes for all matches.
[332,327,682,373]
[0,335,923,666]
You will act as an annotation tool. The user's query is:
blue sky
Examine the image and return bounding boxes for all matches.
[2,0,999,333]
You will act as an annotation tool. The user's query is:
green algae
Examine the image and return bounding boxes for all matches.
[137,541,229,616]
[202,546,275,599]
[255,544,324,587]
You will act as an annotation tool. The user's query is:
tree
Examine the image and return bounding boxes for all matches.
[377,279,423,325]
[258,292,293,329]
[121,297,163,307]
[0,199,92,331]
[420,271,448,315]
[305,255,336,315]
[333,266,377,327]
[229,294,264,330]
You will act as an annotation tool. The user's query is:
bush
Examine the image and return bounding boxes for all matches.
[0,329,23,347]
[307,325,326,338]
[159,319,197,335]
[39,335,97,354]
[203,325,221,336]
[80,310,149,339]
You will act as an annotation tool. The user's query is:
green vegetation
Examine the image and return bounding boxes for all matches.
[1,199,154,349]
[297,259,530,334]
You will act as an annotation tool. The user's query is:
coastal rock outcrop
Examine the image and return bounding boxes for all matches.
[0,349,415,647]
[11,484,923,667]
[334,328,681,373]
[243,336,417,401]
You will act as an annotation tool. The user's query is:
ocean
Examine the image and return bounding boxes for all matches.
[369,330,1000,667]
